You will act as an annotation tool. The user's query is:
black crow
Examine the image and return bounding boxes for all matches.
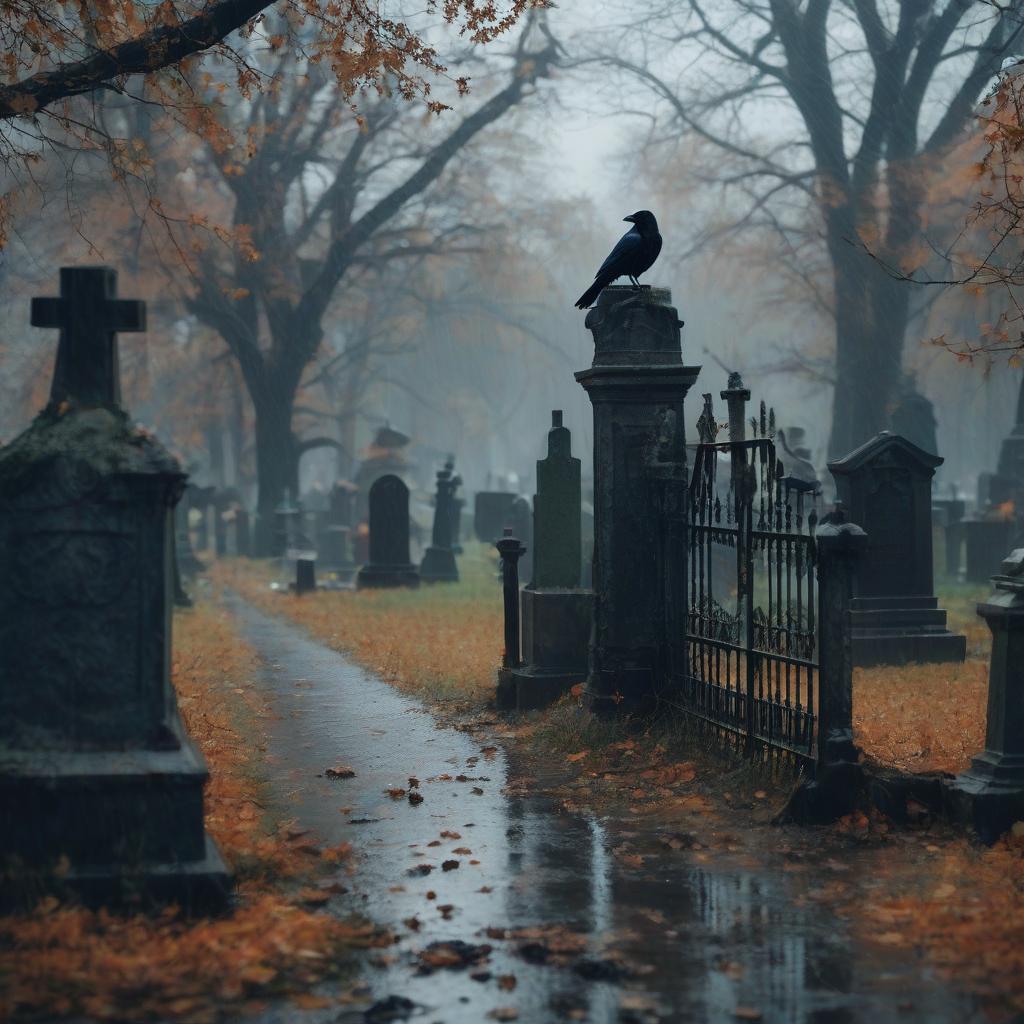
[574,210,662,310]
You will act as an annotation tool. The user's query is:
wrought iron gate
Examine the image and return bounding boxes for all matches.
[681,397,821,764]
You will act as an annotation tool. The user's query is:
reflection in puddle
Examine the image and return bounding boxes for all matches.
[231,597,972,1024]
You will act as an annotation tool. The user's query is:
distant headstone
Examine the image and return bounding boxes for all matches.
[965,511,1016,584]
[357,475,419,588]
[829,431,965,666]
[294,558,317,594]
[890,376,938,456]
[509,495,533,586]
[420,460,460,583]
[0,266,229,908]
[474,490,517,544]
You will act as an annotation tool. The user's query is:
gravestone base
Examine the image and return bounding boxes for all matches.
[944,756,1024,845]
[850,595,966,666]
[420,546,459,583]
[357,563,420,589]
[0,730,230,911]
[498,589,593,711]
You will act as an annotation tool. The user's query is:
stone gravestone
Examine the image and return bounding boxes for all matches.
[828,431,966,666]
[474,490,517,544]
[420,460,460,583]
[0,266,229,908]
[357,474,419,588]
[575,286,700,714]
[509,495,533,586]
[498,411,594,711]
[890,375,938,456]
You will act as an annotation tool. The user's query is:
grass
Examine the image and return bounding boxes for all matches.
[218,549,999,779]
[214,543,504,711]
[0,600,385,1023]
[852,580,992,775]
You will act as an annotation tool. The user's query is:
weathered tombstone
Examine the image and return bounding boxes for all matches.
[828,431,966,666]
[777,426,819,490]
[175,497,204,576]
[509,495,533,585]
[0,266,229,908]
[889,375,938,456]
[575,286,700,713]
[357,474,419,588]
[445,457,465,554]
[293,558,317,594]
[498,412,594,711]
[420,460,460,583]
[474,490,517,544]
[946,549,1024,841]
[964,512,1016,584]
[978,371,1024,513]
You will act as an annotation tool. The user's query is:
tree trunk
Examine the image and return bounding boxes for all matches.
[825,204,908,460]
[252,389,300,556]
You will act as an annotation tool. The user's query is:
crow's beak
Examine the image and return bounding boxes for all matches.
[623,215,635,223]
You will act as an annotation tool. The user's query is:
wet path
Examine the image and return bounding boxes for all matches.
[230,597,978,1024]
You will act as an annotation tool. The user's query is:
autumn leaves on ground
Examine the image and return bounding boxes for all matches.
[0,606,388,1023]
[1,550,1018,1020]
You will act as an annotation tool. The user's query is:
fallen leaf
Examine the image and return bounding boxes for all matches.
[325,765,355,779]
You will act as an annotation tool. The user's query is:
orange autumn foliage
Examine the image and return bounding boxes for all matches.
[0,602,386,1023]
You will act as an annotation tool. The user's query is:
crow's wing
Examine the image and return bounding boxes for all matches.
[595,227,642,279]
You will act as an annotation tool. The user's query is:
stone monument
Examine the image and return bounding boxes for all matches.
[498,411,594,711]
[357,474,419,588]
[0,266,229,908]
[575,286,700,714]
[828,431,966,666]
[946,549,1024,842]
[420,460,460,583]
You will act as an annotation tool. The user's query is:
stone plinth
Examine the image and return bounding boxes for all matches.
[357,474,419,589]
[575,286,700,714]
[0,266,229,909]
[828,431,965,667]
[946,550,1024,842]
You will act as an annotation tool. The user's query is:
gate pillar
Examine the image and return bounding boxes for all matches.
[575,286,701,715]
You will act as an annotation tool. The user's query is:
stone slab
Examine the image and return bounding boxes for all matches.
[851,630,967,667]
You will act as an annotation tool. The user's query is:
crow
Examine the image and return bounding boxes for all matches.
[574,210,662,310]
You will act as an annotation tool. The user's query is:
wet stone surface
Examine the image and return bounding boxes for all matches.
[230,598,976,1024]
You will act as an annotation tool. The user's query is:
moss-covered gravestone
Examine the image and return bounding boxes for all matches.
[0,266,230,909]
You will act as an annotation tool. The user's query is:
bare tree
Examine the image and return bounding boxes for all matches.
[165,21,557,550]
[582,0,1024,456]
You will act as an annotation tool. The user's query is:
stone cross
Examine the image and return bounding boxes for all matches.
[31,266,146,407]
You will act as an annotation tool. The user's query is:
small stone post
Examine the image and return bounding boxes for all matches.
[295,558,317,594]
[496,528,526,673]
[815,509,866,767]
[946,549,1024,841]
[575,286,700,714]
[780,505,866,824]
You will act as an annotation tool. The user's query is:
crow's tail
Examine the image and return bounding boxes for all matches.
[574,278,606,310]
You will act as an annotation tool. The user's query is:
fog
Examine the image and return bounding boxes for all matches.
[0,0,1018,523]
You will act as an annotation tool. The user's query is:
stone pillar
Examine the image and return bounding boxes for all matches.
[0,266,229,909]
[946,549,1024,842]
[420,461,460,583]
[815,511,866,766]
[495,529,527,706]
[501,412,594,711]
[575,286,700,715]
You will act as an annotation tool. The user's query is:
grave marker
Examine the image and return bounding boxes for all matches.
[0,266,229,908]
[357,474,419,588]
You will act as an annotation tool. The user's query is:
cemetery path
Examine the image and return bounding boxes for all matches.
[227,595,980,1024]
